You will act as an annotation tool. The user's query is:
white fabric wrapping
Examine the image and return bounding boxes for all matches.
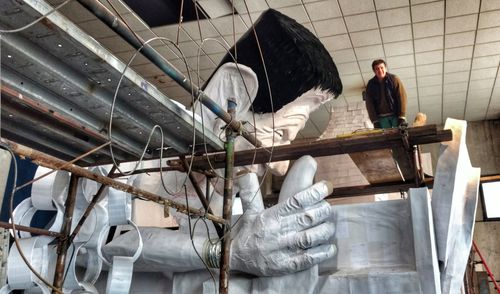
[107,188,132,227]
[105,256,135,294]
[31,167,69,211]
[5,236,54,293]
[101,184,143,294]
[10,198,36,238]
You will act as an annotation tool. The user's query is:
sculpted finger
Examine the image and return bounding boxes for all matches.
[281,201,334,231]
[278,155,316,203]
[236,172,264,214]
[274,180,333,216]
[285,222,335,250]
[288,244,337,272]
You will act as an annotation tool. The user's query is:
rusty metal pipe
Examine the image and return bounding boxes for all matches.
[0,221,61,238]
[168,126,452,171]
[53,174,79,291]
[1,139,225,224]
[219,98,237,294]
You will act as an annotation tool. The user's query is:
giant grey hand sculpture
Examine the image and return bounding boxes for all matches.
[230,155,336,276]
[102,156,337,277]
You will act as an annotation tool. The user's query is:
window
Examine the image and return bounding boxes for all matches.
[480,179,500,221]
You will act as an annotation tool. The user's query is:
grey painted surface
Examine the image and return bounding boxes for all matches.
[424,119,500,293]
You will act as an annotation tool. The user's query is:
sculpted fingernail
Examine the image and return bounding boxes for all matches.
[323,180,334,195]
[329,244,337,257]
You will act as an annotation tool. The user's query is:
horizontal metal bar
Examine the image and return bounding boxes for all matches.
[0,221,61,238]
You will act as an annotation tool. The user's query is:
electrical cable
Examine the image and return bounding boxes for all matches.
[177,0,185,45]
[223,0,280,232]
[178,0,282,248]
[102,8,219,284]
[114,0,220,74]
[184,186,217,294]
[110,0,268,190]
[0,0,238,290]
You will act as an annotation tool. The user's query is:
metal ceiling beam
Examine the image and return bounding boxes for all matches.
[0,96,119,165]
[1,67,137,162]
[1,33,191,155]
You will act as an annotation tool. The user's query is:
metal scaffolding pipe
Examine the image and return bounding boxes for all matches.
[75,0,262,148]
[0,221,61,238]
[167,126,453,170]
[219,98,237,294]
[53,174,79,291]
[1,139,226,224]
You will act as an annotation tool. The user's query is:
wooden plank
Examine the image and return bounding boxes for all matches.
[167,126,452,171]
[349,149,403,184]
[391,146,416,182]
[327,178,435,199]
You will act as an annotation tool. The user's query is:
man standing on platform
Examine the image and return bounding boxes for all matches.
[365,59,408,129]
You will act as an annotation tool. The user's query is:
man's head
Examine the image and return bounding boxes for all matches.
[201,62,335,176]
[201,9,343,176]
[205,9,342,114]
[372,59,387,81]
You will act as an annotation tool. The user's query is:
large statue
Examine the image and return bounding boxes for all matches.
[102,7,343,285]
[103,8,343,292]
[2,8,479,294]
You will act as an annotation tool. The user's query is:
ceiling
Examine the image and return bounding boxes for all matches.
[8,0,500,141]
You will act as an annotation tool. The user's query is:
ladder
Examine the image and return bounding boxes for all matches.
[473,240,500,294]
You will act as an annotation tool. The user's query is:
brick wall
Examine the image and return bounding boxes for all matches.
[312,101,378,204]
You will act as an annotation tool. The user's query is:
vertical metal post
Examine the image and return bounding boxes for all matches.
[413,145,421,186]
[416,145,425,181]
[52,174,79,292]
[219,98,237,294]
